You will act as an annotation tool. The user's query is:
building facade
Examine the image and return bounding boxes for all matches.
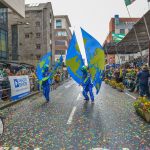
[104,15,140,64]
[0,0,25,60]
[8,2,55,66]
[54,15,72,61]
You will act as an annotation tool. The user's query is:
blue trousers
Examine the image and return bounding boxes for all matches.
[82,86,94,102]
[139,84,149,97]
[43,85,50,101]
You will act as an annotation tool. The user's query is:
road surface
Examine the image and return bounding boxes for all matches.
[0,80,150,150]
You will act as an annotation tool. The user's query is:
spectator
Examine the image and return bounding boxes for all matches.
[137,65,150,97]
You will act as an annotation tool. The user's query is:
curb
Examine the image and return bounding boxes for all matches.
[0,91,39,110]
[0,79,71,110]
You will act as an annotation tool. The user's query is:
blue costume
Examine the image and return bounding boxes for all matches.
[81,66,94,102]
[42,65,51,102]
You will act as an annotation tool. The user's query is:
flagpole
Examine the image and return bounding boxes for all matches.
[125,6,144,63]
[144,16,150,41]
[115,44,121,64]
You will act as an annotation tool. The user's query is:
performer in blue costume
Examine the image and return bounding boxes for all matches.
[81,66,94,103]
[42,64,51,102]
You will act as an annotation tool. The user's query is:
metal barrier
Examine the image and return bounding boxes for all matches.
[0,76,70,101]
[0,77,39,101]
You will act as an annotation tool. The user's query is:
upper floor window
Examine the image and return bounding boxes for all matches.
[56,31,67,36]
[25,33,29,38]
[120,29,125,34]
[36,44,41,49]
[55,40,66,46]
[56,20,62,28]
[36,21,40,27]
[55,50,66,55]
[36,33,41,38]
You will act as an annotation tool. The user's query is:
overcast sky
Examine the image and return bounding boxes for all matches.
[25,0,149,58]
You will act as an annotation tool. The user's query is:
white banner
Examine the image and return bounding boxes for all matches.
[9,76,30,101]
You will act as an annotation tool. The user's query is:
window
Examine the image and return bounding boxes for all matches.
[36,21,40,27]
[25,33,29,38]
[11,25,18,60]
[0,8,7,25]
[120,29,125,34]
[36,44,41,49]
[36,33,41,38]
[56,31,67,36]
[120,56,125,61]
[36,55,41,59]
[0,29,8,59]
[56,20,62,28]
[55,40,66,46]
[55,50,66,55]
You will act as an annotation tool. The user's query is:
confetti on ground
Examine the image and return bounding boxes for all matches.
[0,81,150,149]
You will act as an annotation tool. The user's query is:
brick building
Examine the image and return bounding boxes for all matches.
[54,15,72,62]
[8,2,55,66]
[103,15,140,64]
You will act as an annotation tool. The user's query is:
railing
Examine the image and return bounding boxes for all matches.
[0,75,70,101]
[0,77,39,101]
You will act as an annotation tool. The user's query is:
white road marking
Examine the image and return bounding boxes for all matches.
[77,93,81,101]
[90,148,109,150]
[125,92,136,100]
[91,148,129,150]
[12,147,20,150]
[0,118,3,136]
[67,106,77,124]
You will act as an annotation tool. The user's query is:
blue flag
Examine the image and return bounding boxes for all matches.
[50,55,63,78]
[66,32,84,84]
[36,52,51,81]
[81,28,105,94]
[54,55,63,70]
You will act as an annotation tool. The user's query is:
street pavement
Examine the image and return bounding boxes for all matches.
[0,80,150,150]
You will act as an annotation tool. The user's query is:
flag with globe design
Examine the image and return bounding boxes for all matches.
[66,32,84,85]
[81,28,105,94]
[36,52,63,88]
[36,52,51,82]
[66,29,105,95]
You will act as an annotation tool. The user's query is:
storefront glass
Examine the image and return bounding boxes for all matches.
[0,7,8,60]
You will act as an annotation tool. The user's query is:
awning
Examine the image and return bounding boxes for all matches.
[104,10,150,54]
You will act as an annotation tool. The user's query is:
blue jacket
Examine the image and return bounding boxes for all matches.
[137,69,150,85]
[42,70,51,86]
[82,72,93,89]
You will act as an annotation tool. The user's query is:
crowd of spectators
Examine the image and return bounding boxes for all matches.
[0,63,37,101]
[0,62,69,101]
[105,56,150,98]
